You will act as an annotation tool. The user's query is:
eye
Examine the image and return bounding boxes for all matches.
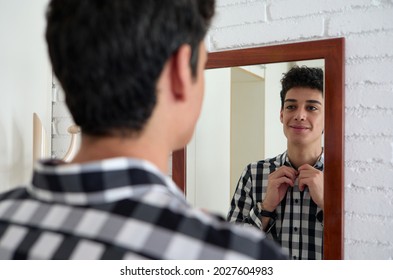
[307,105,318,111]
[285,105,296,110]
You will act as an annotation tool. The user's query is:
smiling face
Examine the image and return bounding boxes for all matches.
[280,87,324,148]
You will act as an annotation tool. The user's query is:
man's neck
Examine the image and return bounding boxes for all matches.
[286,143,323,170]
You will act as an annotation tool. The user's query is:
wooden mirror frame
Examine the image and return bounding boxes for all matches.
[173,38,345,260]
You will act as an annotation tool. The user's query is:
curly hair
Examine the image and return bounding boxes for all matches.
[280,66,323,109]
[46,0,215,136]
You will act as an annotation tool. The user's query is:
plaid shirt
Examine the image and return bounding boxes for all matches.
[0,157,287,260]
[227,151,324,260]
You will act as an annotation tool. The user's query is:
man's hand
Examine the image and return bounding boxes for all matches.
[298,164,324,210]
[264,166,298,211]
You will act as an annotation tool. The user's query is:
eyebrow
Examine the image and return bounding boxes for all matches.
[284,99,323,105]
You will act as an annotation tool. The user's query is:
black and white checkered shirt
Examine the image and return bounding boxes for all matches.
[0,157,287,260]
[227,151,324,260]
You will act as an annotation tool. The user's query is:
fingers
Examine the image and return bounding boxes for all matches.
[266,166,297,209]
[298,182,308,192]
[298,171,314,190]
[298,173,312,191]
[274,176,294,189]
[298,165,323,192]
[269,166,298,186]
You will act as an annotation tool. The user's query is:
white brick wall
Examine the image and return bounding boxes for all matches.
[209,17,324,49]
[206,0,393,259]
[213,1,266,28]
[328,7,393,35]
[51,0,393,259]
[347,33,393,58]
[269,0,376,19]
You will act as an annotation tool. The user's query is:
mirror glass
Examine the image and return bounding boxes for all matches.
[186,59,324,218]
[186,59,325,260]
[172,38,345,259]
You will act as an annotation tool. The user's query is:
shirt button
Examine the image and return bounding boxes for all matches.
[293,256,297,260]
[295,199,299,203]
[294,227,298,232]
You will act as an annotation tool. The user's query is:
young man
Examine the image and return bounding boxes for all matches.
[227,66,324,260]
[0,0,286,260]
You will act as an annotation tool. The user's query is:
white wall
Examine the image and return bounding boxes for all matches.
[0,0,51,191]
[208,0,393,260]
[230,68,265,198]
[186,68,231,217]
[263,62,289,159]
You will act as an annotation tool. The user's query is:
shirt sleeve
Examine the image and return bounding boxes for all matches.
[227,164,263,230]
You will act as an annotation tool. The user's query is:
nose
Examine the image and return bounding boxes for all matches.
[294,108,306,121]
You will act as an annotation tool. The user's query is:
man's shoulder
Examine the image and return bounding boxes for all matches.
[247,152,285,170]
[0,186,29,202]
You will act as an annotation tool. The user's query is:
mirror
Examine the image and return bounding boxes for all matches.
[172,38,345,260]
[193,59,325,218]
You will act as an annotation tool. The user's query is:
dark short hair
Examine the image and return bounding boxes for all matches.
[46,0,215,136]
[280,66,323,109]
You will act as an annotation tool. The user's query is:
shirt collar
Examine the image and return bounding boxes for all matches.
[281,149,324,170]
[28,157,186,206]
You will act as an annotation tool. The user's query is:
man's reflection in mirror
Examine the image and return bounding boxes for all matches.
[227,66,324,260]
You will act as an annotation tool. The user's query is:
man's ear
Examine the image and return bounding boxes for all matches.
[170,44,193,101]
